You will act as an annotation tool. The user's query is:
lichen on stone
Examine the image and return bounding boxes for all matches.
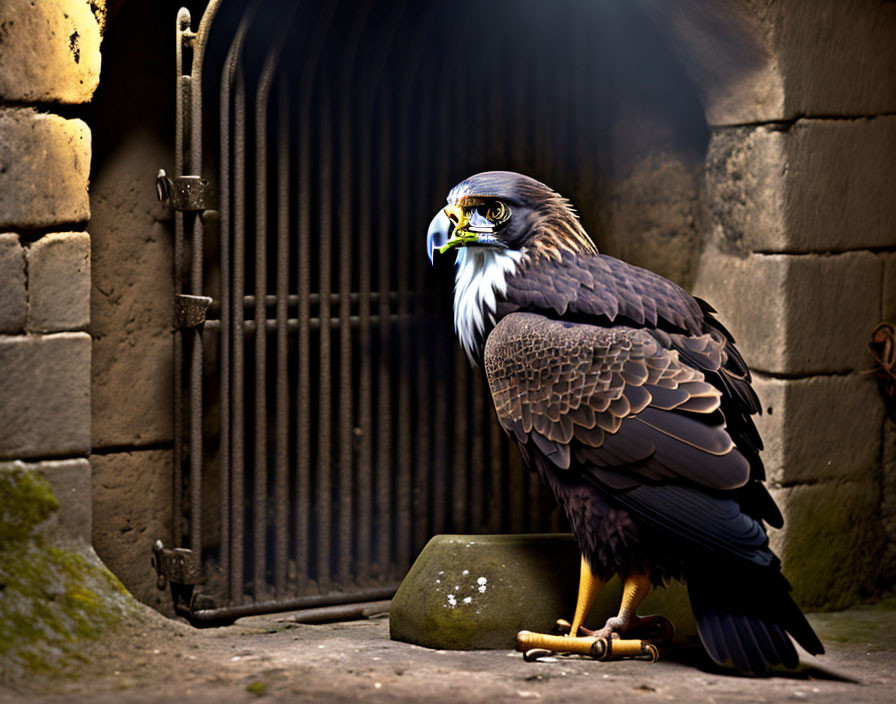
[0,463,136,681]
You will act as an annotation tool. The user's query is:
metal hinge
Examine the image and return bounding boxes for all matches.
[152,540,217,619]
[175,294,213,328]
[152,540,203,588]
[156,169,214,211]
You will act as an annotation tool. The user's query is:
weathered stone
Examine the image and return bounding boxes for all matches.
[883,253,896,325]
[775,0,896,119]
[753,373,883,487]
[91,449,175,618]
[0,462,136,680]
[23,458,92,547]
[27,232,91,332]
[770,480,883,611]
[657,2,783,126]
[663,1,896,126]
[0,0,103,104]
[707,119,896,253]
[0,109,91,229]
[390,534,696,650]
[606,151,703,290]
[882,422,896,589]
[0,233,26,332]
[784,119,896,253]
[693,247,882,375]
[705,126,786,254]
[0,332,90,459]
[89,121,174,448]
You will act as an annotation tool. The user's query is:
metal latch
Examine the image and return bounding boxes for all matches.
[152,540,216,619]
[152,540,203,590]
[175,294,213,328]
[156,169,214,211]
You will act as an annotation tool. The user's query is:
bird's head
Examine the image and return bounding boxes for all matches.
[427,171,597,263]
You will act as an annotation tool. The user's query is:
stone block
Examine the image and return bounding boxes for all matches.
[26,232,91,332]
[90,134,174,448]
[0,233,26,332]
[770,480,883,611]
[882,422,896,589]
[753,372,882,487]
[0,0,103,104]
[883,253,896,325]
[705,126,786,254]
[0,332,90,459]
[91,449,175,618]
[784,118,896,253]
[31,458,92,547]
[652,2,785,126]
[707,119,896,253]
[0,109,91,230]
[693,247,882,375]
[776,0,896,118]
[606,151,702,290]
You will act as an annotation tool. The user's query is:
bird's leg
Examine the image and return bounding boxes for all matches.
[517,560,661,662]
[593,572,673,643]
[566,555,603,637]
[516,555,605,654]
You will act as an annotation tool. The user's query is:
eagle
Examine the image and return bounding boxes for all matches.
[426,171,823,675]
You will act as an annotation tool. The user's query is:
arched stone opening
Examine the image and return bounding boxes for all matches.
[0,0,887,623]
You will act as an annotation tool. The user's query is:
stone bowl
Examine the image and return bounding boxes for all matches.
[389,533,697,650]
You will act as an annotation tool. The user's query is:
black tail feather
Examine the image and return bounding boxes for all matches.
[687,564,823,676]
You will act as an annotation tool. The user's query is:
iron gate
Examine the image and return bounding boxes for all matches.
[151,0,631,625]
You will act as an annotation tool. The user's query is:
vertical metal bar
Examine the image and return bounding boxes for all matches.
[337,5,370,585]
[375,88,392,577]
[296,87,311,593]
[395,24,426,570]
[412,62,434,551]
[254,12,295,599]
[431,49,451,538]
[231,67,247,604]
[356,1,403,582]
[253,48,276,601]
[274,73,290,597]
[185,0,223,565]
[219,1,259,608]
[356,66,373,587]
[218,59,232,603]
[173,8,190,549]
[296,3,338,594]
[317,85,333,590]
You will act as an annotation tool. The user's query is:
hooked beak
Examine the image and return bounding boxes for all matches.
[427,205,472,264]
[427,204,505,263]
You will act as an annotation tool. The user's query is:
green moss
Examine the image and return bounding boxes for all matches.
[0,463,59,544]
[246,681,268,696]
[0,465,137,681]
[807,596,896,652]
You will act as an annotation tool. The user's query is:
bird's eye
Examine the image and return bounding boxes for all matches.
[488,201,509,223]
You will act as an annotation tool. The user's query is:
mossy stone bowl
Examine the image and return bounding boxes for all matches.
[389,534,697,650]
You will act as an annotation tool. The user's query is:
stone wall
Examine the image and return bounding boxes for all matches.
[0,1,104,545]
[677,0,896,609]
[1,0,892,623]
[85,0,187,617]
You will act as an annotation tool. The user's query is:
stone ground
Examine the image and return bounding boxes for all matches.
[2,598,895,703]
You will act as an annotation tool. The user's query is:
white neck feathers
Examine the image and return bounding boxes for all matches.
[453,247,523,365]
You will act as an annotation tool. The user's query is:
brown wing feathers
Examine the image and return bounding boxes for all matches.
[484,313,751,491]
